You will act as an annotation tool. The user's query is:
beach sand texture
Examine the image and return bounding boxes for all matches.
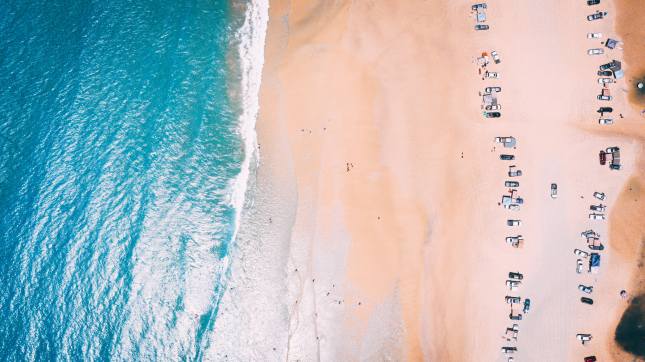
[256,0,644,360]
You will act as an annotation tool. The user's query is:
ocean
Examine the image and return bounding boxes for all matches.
[0,0,267,360]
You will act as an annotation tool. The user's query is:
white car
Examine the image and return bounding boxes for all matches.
[589,213,606,220]
[598,77,615,84]
[587,32,602,39]
[578,284,593,294]
[588,48,604,55]
[506,280,522,290]
[485,71,500,79]
[491,50,501,64]
[550,183,558,198]
[576,259,584,273]
[599,118,613,125]
[574,248,590,258]
[576,334,592,344]
[593,191,606,200]
[486,104,501,111]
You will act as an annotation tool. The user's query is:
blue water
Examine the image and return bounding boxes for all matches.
[0,1,246,360]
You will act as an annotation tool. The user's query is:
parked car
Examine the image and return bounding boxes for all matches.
[506,236,523,247]
[485,112,501,118]
[606,146,620,153]
[486,104,501,110]
[581,230,596,238]
[600,60,618,70]
[579,284,593,294]
[597,106,613,114]
[577,334,592,342]
[485,86,501,93]
[587,0,600,4]
[584,356,597,362]
[590,204,606,212]
[506,280,521,290]
[599,118,614,125]
[587,11,607,21]
[508,165,522,177]
[581,297,594,305]
[509,312,523,321]
[475,24,489,31]
[589,213,606,220]
[597,94,612,101]
[508,272,523,280]
[599,151,607,165]
[472,3,487,10]
[507,219,521,226]
[597,70,612,76]
[610,163,621,170]
[550,183,558,198]
[501,347,517,354]
[574,249,590,258]
[587,32,602,39]
[485,71,499,79]
[593,191,606,200]
[588,48,604,55]
[505,181,519,187]
[505,296,521,304]
[577,259,584,273]
[491,50,501,64]
[500,154,515,160]
[523,299,531,313]
[598,77,615,84]
[508,204,520,211]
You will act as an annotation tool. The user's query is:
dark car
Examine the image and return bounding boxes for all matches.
[500,154,515,160]
[584,356,597,362]
[587,11,607,21]
[509,312,523,321]
[599,151,606,165]
[587,0,600,5]
[610,163,621,170]
[485,112,501,118]
[600,60,618,70]
[523,298,531,313]
[588,243,605,251]
[597,106,613,114]
[509,272,524,280]
[475,24,489,31]
[505,181,520,187]
[597,70,612,76]
[581,297,594,305]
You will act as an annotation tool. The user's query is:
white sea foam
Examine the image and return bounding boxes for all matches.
[228,0,269,241]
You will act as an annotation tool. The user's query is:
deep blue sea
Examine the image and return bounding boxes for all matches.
[0,1,258,360]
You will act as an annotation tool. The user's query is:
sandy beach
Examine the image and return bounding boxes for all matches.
[253,0,645,360]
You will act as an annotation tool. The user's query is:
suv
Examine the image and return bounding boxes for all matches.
[505,181,519,187]
[598,70,613,76]
[581,297,594,305]
[475,24,489,31]
[578,284,593,294]
[587,11,607,21]
[574,248,590,258]
[500,154,515,160]
[485,112,501,118]
[508,272,523,280]
[597,107,613,114]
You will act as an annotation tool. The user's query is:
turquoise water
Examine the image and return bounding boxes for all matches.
[0,1,248,360]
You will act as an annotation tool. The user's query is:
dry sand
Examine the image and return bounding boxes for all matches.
[255,0,644,360]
